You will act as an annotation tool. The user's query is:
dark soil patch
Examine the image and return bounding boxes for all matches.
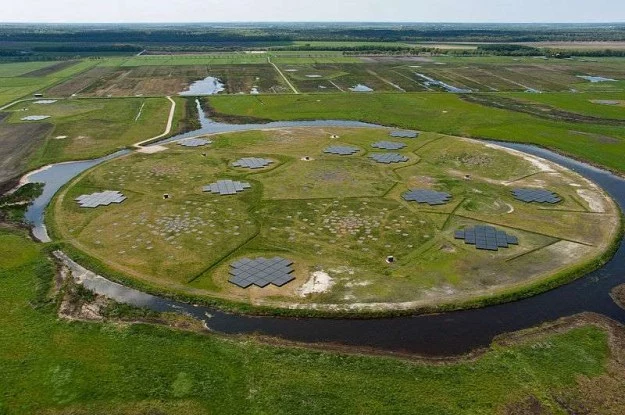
[176,97,201,134]
[501,396,550,415]
[0,120,52,187]
[20,60,78,77]
[200,97,272,124]
[46,67,116,96]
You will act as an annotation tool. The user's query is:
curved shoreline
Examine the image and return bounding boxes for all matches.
[13,112,625,356]
[45,139,625,356]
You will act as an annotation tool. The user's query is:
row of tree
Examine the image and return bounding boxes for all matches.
[1,25,625,44]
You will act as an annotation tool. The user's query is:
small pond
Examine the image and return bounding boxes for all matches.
[179,76,225,96]
[349,84,374,92]
[577,75,617,83]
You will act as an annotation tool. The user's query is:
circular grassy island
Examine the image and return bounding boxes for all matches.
[51,127,621,315]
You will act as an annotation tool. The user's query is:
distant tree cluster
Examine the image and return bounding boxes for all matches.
[1,24,625,61]
[1,24,625,45]
[475,44,542,56]
[31,44,142,53]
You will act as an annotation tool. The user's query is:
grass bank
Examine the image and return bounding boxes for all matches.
[0,227,618,414]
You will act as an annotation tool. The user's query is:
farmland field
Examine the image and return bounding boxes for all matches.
[0,61,64,77]
[276,57,625,93]
[4,55,621,101]
[49,64,289,97]
[0,60,99,107]
[0,113,52,186]
[2,97,175,167]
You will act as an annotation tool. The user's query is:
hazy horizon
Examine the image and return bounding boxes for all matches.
[2,0,624,24]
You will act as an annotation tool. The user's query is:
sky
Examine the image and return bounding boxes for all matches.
[1,0,624,23]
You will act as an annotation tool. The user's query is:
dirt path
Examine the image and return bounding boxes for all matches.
[268,56,299,94]
[329,80,345,92]
[133,96,176,151]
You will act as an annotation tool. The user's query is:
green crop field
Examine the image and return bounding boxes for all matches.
[0,60,99,107]
[51,127,619,313]
[209,93,625,174]
[0,61,62,77]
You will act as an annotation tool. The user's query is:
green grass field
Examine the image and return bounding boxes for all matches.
[0,60,99,107]
[0,227,618,414]
[51,127,619,312]
[0,61,62,77]
[502,91,625,120]
[209,93,625,174]
[4,97,173,167]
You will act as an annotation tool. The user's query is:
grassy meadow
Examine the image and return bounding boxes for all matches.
[3,97,173,167]
[0,227,619,414]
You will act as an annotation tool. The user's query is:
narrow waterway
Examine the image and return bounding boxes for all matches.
[23,150,129,242]
[156,99,379,144]
[20,106,625,356]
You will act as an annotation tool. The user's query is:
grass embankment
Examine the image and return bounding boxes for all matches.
[0,228,618,414]
[209,93,625,174]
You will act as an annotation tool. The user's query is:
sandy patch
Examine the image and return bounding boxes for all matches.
[18,164,53,186]
[344,280,372,288]
[577,189,606,213]
[422,285,457,298]
[329,266,355,275]
[484,143,555,173]
[137,145,168,154]
[544,240,589,261]
[298,271,335,296]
